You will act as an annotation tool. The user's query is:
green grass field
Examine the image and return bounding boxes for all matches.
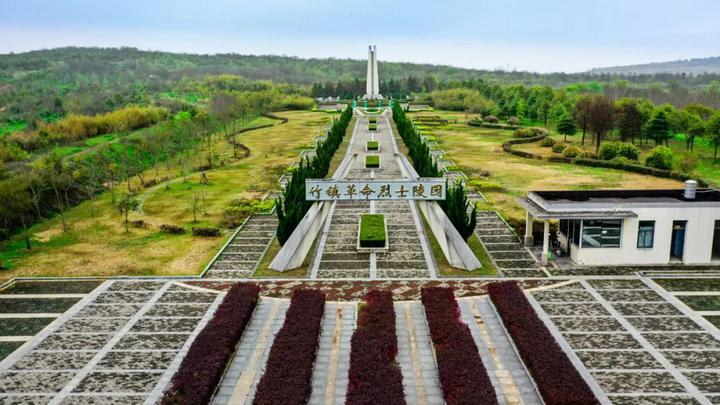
[415,110,682,225]
[0,111,330,282]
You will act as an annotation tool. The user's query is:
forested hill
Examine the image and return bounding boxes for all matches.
[591,56,720,75]
[0,47,480,85]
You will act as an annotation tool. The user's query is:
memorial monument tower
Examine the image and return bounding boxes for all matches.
[365,45,381,99]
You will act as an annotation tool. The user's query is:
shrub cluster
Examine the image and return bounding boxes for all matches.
[644,146,674,170]
[483,115,499,124]
[276,105,352,245]
[253,289,326,405]
[598,141,639,161]
[162,283,260,405]
[513,128,536,138]
[487,282,598,405]
[540,137,556,147]
[562,145,583,158]
[191,227,221,237]
[160,224,186,234]
[552,143,566,153]
[421,287,498,405]
[346,290,405,405]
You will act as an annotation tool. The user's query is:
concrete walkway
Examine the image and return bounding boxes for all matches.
[312,110,435,279]
[394,301,443,405]
[212,298,289,405]
[308,302,357,405]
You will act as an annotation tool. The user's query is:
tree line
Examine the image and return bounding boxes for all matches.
[275,105,353,245]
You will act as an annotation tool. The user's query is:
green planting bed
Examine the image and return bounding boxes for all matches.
[366,141,379,151]
[358,214,387,249]
[368,117,378,124]
[365,155,380,168]
[368,123,378,131]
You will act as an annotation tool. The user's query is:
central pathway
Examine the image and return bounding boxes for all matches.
[313,110,436,279]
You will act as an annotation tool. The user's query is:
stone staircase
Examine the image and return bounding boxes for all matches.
[475,211,546,278]
[316,201,371,279]
[204,215,277,279]
[376,201,432,279]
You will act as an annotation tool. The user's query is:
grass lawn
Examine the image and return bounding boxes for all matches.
[0,110,330,282]
[414,110,682,225]
[252,237,309,278]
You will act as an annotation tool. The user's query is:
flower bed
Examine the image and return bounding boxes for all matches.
[358,214,386,248]
[421,287,498,405]
[253,289,325,405]
[365,155,380,168]
[487,281,599,405]
[161,283,259,405]
[346,290,405,405]
[366,140,379,151]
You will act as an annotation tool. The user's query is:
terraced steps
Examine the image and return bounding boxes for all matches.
[204,215,277,279]
[475,211,546,278]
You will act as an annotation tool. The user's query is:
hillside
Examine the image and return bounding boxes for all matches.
[591,56,720,75]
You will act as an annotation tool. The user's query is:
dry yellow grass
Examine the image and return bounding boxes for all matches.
[0,111,331,282]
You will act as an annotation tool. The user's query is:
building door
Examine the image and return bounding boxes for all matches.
[670,221,687,260]
[713,220,720,261]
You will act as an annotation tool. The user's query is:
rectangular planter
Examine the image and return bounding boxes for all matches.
[366,141,379,151]
[368,123,378,131]
[365,155,380,168]
[357,214,388,252]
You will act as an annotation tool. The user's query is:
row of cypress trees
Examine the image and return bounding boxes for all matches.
[276,105,353,245]
[391,103,439,177]
[391,104,476,240]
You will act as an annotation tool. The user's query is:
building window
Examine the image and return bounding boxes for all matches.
[581,219,622,248]
[637,221,655,248]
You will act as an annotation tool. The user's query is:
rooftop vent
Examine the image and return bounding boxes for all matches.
[684,180,698,200]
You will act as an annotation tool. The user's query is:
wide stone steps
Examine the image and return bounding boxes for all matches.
[475,211,546,278]
[205,215,277,278]
[394,301,443,404]
[213,298,289,404]
[307,302,357,405]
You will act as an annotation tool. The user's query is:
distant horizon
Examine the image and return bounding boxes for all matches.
[2,45,718,76]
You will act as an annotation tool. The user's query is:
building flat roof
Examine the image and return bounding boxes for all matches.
[518,197,637,220]
[533,189,720,204]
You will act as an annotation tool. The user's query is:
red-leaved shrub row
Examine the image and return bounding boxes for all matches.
[253,289,326,405]
[421,287,498,405]
[487,282,599,405]
[162,283,260,405]
[346,290,405,405]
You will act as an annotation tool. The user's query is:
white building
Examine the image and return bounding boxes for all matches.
[518,181,720,266]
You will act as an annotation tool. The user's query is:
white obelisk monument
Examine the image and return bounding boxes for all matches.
[365,45,381,99]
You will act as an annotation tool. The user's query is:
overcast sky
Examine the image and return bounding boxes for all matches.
[1,0,718,73]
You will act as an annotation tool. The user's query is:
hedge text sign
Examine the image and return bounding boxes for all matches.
[305,179,446,201]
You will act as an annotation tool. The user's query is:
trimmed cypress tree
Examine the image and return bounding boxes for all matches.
[276,105,353,245]
[439,182,477,240]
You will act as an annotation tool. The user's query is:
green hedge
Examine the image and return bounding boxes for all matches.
[366,141,379,151]
[502,137,708,187]
[359,214,386,248]
[365,155,380,168]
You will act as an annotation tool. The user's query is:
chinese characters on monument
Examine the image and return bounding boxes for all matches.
[305,179,446,201]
